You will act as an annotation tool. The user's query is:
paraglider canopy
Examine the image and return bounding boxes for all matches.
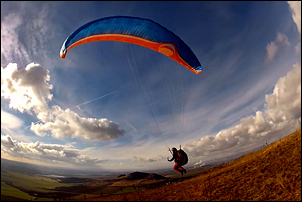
[60,16,203,74]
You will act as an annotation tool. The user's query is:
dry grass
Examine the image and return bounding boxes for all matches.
[90,129,301,201]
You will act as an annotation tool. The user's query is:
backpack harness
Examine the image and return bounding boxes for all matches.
[176,149,188,166]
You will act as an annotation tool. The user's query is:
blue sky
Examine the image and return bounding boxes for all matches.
[1,1,301,172]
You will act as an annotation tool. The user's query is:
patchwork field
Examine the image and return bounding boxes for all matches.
[1,171,79,201]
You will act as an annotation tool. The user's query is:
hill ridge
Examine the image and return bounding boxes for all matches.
[91,129,301,201]
[117,171,167,181]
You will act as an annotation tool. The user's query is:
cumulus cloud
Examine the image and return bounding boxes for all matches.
[265,33,290,62]
[288,1,301,34]
[194,160,205,168]
[288,1,301,54]
[31,106,125,141]
[132,155,165,163]
[1,134,107,167]
[1,63,125,141]
[1,63,53,113]
[265,63,301,123]
[185,63,301,159]
[1,110,23,133]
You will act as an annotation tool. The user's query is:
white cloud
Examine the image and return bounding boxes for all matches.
[1,63,125,141]
[266,33,290,62]
[1,134,107,167]
[132,155,165,163]
[1,110,23,132]
[194,160,204,166]
[1,7,56,67]
[288,1,301,55]
[1,13,30,64]
[31,105,125,141]
[265,63,301,123]
[185,63,301,159]
[193,160,205,168]
[1,63,53,113]
[288,1,301,34]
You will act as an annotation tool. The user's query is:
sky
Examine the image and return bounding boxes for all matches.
[1,1,301,172]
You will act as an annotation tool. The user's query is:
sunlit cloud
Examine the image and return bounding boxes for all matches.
[185,63,301,159]
[265,33,290,62]
[1,134,108,167]
[1,63,125,141]
[132,155,165,163]
[1,110,23,133]
[1,62,53,113]
[31,105,125,141]
[288,1,301,55]
[265,63,301,123]
[288,1,301,34]
[194,160,205,168]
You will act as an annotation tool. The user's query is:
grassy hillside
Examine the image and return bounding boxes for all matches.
[1,171,76,201]
[90,128,301,201]
[1,182,33,201]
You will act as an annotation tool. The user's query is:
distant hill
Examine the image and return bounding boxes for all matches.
[90,128,301,201]
[0,158,116,176]
[98,171,171,187]
[117,171,167,181]
[1,158,44,175]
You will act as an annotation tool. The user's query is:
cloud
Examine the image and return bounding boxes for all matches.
[288,1,301,55]
[194,160,205,168]
[295,43,301,54]
[288,1,301,34]
[185,63,301,159]
[25,6,55,57]
[1,134,107,167]
[132,155,165,163]
[1,63,125,141]
[1,13,30,64]
[1,6,56,67]
[265,33,290,62]
[1,110,23,132]
[1,63,53,113]
[31,105,125,141]
[265,63,301,123]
